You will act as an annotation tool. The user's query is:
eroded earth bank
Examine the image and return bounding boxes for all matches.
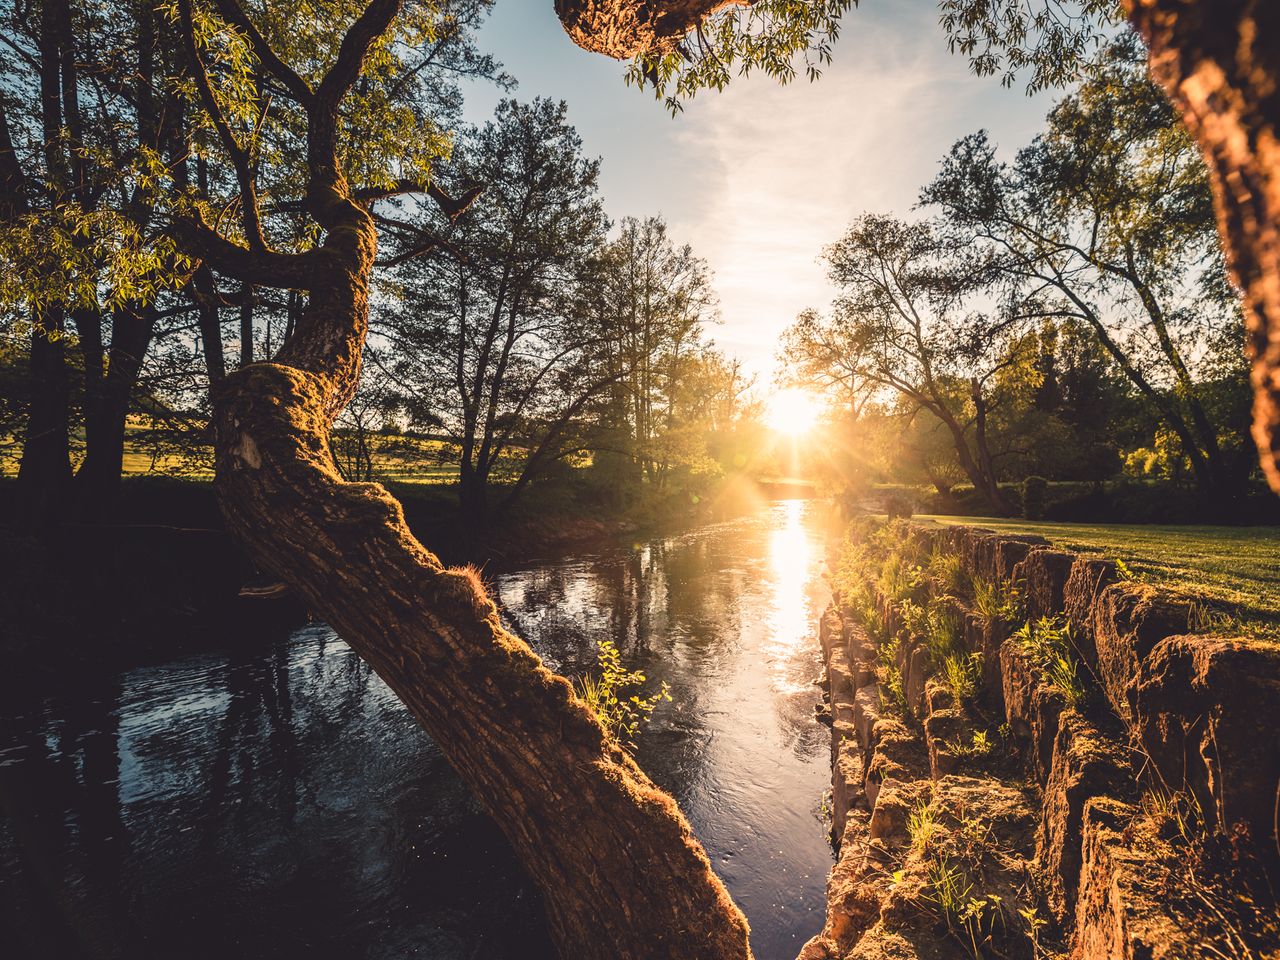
[802,519,1279,960]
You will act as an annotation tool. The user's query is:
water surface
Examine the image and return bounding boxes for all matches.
[1,500,833,960]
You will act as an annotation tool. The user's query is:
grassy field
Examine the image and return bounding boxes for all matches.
[920,514,1280,626]
[0,423,472,483]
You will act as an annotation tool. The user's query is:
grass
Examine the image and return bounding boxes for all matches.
[919,514,1280,625]
[0,420,481,484]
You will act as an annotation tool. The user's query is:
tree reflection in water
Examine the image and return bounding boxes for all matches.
[2,500,833,960]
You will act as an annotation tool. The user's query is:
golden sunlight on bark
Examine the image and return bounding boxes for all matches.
[554,0,745,57]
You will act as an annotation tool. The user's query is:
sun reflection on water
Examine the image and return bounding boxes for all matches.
[765,500,816,691]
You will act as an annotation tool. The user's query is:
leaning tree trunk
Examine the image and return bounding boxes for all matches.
[1127,0,1280,493]
[210,186,751,960]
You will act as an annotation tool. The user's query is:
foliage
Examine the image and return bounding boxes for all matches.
[971,575,1024,625]
[780,215,1028,515]
[1013,615,1088,707]
[574,639,671,750]
[626,1,853,114]
[937,0,1123,94]
[1021,475,1048,520]
[921,42,1249,500]
[376,96,612,520]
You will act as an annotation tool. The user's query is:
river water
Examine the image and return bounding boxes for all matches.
[1,500,834,960]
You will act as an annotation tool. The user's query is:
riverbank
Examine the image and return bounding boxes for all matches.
[1,501,837,960]
[0,472,804,672]
[804,518,1278,959]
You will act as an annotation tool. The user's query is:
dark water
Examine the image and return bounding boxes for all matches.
[0,500,834,960]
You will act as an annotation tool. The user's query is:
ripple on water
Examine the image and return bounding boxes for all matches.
[1,500,833,960]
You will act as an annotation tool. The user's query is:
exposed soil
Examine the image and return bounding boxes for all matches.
[802,519,1279,960]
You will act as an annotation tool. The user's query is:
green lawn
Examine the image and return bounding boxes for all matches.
[919,514,1280,626]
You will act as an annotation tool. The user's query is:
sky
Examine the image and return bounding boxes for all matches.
[462,1,1054,387]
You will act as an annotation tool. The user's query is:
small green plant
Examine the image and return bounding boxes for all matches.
[941,652,984,702]
[925,858,998,957]
[880,551,925,604]
[925,602,964,663]
[878,660,909,714]
[1141,786,1206,845]
[945,729,994,761]
[908,801,940,855]
[898,597,927,638]
[1013,615,1088,708]
[925,857,973,916]
[1114,558,1142,582]
[927,546,968,598]
[1018,906,1047,959]
[575,639,671,750]
[971,575,1024,625]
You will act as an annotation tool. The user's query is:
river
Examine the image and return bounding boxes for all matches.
[0,499,835,960]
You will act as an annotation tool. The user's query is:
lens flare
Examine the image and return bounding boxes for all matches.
[765,388,821,435]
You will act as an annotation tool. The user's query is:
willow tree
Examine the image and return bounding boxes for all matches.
[162,2,751,959]
[182,5,1280,957]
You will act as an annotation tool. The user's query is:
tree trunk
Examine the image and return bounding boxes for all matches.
[75,305,156,521]
[15,307,73,530]
[1127,0,1280,493]
[210,190,751,960]
[458,460,490,529]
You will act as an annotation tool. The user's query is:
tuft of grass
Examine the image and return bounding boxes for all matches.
[927,546,968,598]
[1013,615,1088,708]
[925,602,964,660]
[908,801,941,856]
[971,574,1024,625]
[941,652,984,702]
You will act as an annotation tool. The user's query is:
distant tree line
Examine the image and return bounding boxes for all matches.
[0,1,757,530]
[782,40,1252,515]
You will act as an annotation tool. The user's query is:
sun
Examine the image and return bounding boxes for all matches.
[765,388,821,435]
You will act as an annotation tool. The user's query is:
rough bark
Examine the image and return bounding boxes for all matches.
[15,308,73,530]
[75,305,157,521]
[1126,0,1280,493]
[210,217,752,960]
[554,0,743,57]
[187,4,752,952]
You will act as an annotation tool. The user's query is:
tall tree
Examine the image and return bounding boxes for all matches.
[593,215,719,492]
[157,3,750,958]
[782,214,1023,513]
[923,48,1247,498]
[377,97,614,525]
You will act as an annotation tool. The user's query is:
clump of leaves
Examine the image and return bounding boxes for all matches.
[971,575,1024,625]
[1013,615,1088,708]
[575,639,671,750]
[927,546,968,598]
[942,652,984,702]
[627,0,854,114]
